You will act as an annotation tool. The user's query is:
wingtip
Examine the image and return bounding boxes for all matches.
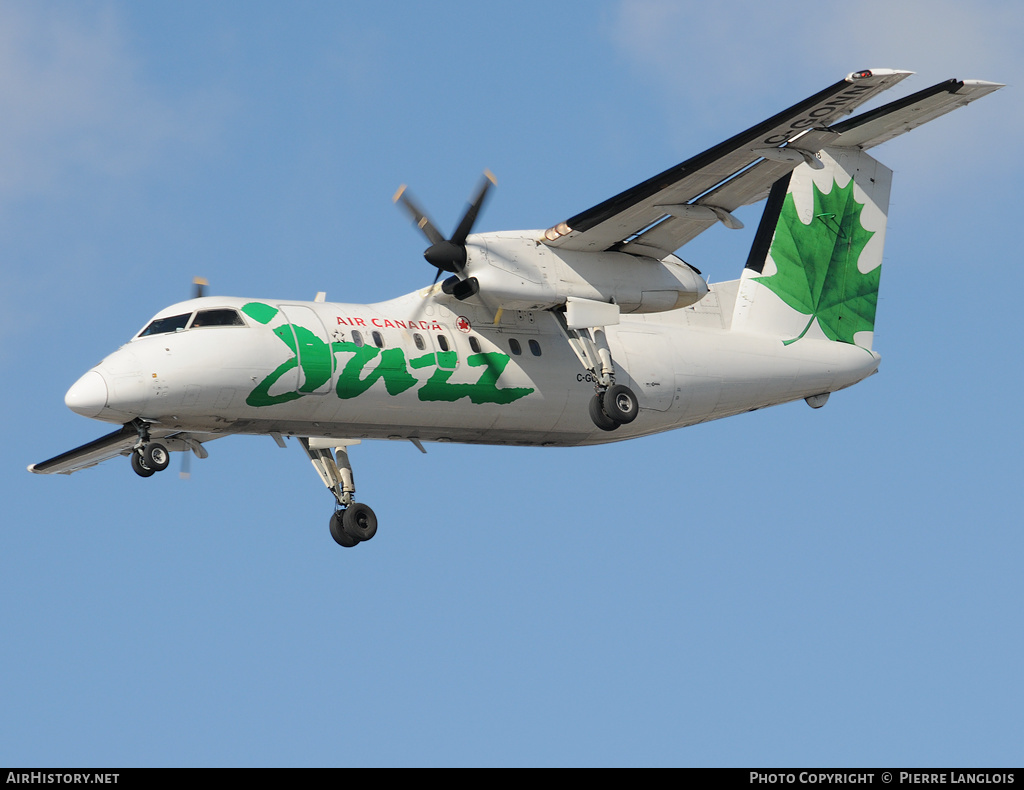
[848,68,915,82]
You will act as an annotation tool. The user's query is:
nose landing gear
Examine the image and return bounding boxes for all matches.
[142,442,170,471]
[130,449,157,477]
[128,420,172,477]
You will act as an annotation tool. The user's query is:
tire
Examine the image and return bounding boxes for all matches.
[143,442,170,472]
[131,451,156,478]
[603,385,638,424]
[330,512,359,548]
[343,503,378,542]
[589,393,619,431]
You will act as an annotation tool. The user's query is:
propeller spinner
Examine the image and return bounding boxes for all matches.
[393,170,496,299]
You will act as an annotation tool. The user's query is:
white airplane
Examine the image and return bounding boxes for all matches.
[30,69,1001,548]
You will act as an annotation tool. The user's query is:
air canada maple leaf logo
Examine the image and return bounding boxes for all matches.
[755,178,880,346]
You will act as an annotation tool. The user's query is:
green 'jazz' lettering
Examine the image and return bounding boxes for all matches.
[243,304,302,407]
[241,302,535,407]
[335,343,418,399]
[416,352,534,405]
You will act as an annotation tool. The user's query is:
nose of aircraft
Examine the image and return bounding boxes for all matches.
[65,370,109,418]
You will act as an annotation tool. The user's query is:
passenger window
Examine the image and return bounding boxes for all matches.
[372,331,385,348]
[529,339,541,356]
[352,330,364,347]
[437,335,450,352]
[191,309,245,328]
[469,336,481,353]
[140,313,192,337]
[414,333,426,351]
[509,338,522,355]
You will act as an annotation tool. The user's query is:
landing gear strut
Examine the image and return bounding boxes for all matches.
[301,438,378,549]
[553,307,640,432]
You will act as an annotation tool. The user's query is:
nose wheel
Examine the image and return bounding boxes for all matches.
[130,441,171,477]
[130,450,157,477]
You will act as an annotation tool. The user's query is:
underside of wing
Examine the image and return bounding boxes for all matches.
[542,69,913,259]
[29,425,223,475]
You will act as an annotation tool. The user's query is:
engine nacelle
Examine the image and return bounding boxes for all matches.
[463,232,707,313]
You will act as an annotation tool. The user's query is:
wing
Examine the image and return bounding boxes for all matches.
[29,424,223,475]
[606,77,1002,260]
[542,69,914,259]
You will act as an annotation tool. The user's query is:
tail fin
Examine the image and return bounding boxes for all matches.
[732,147,891,350]
[730,76,1003,350]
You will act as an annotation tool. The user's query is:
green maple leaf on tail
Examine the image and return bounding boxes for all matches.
[755,178,880,346]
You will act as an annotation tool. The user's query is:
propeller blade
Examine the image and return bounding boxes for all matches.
[393,185,445,246]
[394,171,496,285]
[451,170,496,246]
[179,450,191,480]
[193,277,208,299]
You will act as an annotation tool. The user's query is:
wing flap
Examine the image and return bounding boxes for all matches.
[617,127,844,257]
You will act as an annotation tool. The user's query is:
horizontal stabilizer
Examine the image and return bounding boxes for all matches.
[828,78,1005,150]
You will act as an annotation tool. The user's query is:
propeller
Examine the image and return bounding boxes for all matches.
[393,170,495,298]
[182,276,208,478]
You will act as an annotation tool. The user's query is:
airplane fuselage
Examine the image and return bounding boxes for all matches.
[65,282,880,448]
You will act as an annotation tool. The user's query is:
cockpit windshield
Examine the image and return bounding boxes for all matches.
[137,308,247,338]
[192,309,245,327]
[139,313,191,337]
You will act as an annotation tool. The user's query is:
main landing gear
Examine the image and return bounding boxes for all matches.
[554,310,640,432]
[589,384,639,431]
[329,504,378,548]
[300,438,378,549]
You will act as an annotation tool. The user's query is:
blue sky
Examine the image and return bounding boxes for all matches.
[2,0,1022,767]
